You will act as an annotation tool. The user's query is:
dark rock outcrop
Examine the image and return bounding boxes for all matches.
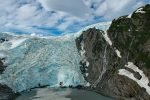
[76,4,150,100]
[0,84,19,100]
[0,58,6,74]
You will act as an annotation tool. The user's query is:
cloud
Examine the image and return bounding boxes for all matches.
[94,0,145,20]
[0,0,148,35]
[17,4,38,20]
[37,0,91,18]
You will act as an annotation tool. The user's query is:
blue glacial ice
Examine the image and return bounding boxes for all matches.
[0,34,87,92]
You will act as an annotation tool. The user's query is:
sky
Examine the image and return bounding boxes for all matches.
[0,0,149,35]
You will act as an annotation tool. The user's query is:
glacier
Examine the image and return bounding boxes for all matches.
[0,22,111,92]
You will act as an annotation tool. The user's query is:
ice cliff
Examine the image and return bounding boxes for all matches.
[0,22,111,92]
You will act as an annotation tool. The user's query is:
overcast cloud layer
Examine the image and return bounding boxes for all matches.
[0,0,149,35]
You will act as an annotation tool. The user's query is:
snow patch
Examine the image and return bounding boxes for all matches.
[125,62,143,74]
[80,42,86,57]
[86,82,90,87]
[115,49,122,58]
[128,29,131,32]
[103,32,112,46]
[86,61,89,67]
[135,8,146,14]
[85,73,89,77]
[127,13,132,18]
[118,62,150,95]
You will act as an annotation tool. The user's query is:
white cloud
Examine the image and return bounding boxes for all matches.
[57,16,82,31]
[57,21,73,31]
[83,0,103,9]
[17,4,38,20]
[37,0,91,18]
[0,0,148,35]
[94,0,145,20]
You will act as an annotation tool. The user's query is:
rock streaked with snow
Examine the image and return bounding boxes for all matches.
[118,62,150,95]
[103,32,112,46]
[79,41,90,78]
[135,8,146,13]
[86,61,89,67]
[115,49,122,58]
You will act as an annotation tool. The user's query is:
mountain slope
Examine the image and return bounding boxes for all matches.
[76,4,150,100]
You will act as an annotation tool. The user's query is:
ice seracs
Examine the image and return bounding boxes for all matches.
[118,62,150,95]
[0,32,87,92]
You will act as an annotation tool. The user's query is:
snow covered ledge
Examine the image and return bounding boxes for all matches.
[102,32,122,58]
[102,31,112,46]
[118,62,150,95]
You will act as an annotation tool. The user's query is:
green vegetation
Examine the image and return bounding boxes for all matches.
[108,5,150,68]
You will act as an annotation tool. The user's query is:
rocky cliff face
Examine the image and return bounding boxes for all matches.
[76,4,150,100]
[0,58,6,74]
[0,84,19,100]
